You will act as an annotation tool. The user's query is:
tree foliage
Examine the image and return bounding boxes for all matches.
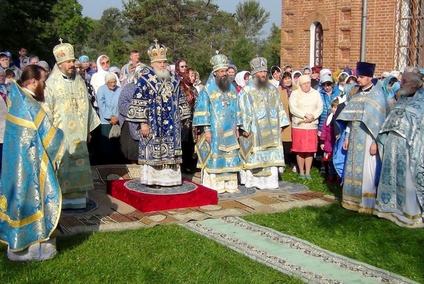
[46,0,94,56]
[0,0,278,81]
[234,0,270,39]
[260,23,281,67]
[85,8,129,67]
[0,0,58,59]
[123,0,239,78]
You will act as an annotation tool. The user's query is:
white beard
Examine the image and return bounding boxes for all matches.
[154,68,170,80]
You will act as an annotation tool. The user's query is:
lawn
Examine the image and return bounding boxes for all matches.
[0,225,302,284]
[0,164,422,283]
[244,203,424,283]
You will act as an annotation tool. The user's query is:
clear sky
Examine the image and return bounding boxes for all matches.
[78,0,282,35]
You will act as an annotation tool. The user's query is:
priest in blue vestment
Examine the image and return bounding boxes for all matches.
[238,57,289,189]
[0,65,64,261]
[336,61,388,213]
[193,52,242,193]
[374,72,424,228]
[126,40,190,187]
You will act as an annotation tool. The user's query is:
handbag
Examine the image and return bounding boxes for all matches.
[109,124,121,138]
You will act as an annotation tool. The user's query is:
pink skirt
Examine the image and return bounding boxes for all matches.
[291,128,318,153]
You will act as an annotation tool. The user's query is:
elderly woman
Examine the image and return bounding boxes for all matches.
[90,55,120,95]
[97,72,123,164]
[289,75,323,179]
[118,64,144,164]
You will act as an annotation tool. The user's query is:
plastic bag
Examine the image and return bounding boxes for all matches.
[109,124,121,138]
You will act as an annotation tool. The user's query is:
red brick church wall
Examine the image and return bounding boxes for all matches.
[281,0,397,75]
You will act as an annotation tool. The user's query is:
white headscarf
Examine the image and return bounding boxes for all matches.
[90,55,120,94]
[235,71,249,87]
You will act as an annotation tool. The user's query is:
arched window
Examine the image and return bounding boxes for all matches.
[310,22,323,67]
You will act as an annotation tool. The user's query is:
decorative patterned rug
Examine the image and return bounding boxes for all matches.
[124,180,198,195]
[61,199,98,216]
[182,217,418,284]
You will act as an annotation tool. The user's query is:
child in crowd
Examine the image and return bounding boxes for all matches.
[319,98,339,183]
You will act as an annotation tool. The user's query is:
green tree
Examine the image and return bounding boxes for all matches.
[260,23,281,67]
[234,0,270,39]
[0,0,59,60]
[85,8,129,67]
[228,36,256,71]
[123,0,237,78]
[46,0,94,56]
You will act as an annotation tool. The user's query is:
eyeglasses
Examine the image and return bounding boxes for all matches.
[101,61,110,66]
[180,65,187,68]
[323,82,333,87]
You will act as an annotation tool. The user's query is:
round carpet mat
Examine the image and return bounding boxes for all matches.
[219,186,256,200]
[61,199,98,215]
[124,180,198,195]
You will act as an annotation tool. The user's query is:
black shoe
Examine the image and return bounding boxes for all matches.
[146,184,161,189]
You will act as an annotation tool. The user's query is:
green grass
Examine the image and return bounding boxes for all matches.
[0,225,302,284]
[243,203,424,283]
[281,163,342,198]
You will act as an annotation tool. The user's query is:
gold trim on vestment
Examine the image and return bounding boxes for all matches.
[203,165,242,174]
[0,211,43,228]
[241,160,285,170]
[6,113,36,130]
[341,201,373,214]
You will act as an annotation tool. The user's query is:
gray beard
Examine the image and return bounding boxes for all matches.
[154,68,170,80]
[216,75,230,92]
[397,87,415,97]
[253,76,268,90]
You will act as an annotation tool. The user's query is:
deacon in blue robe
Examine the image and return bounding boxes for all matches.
[0,82,64,260]
[336,62,388,213]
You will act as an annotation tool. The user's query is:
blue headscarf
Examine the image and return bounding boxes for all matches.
[79,55,90,63]
[380,75,397,99]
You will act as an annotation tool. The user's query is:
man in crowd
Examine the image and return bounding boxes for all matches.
[15,47,28,69]
[238,56,288,190]
[0,65,64,261]
[337,61,387,214]
[374,72,424,228]
[120,49,140,86]
[126,40,190,188]
[43,39,100,210]
[193,52,241,193]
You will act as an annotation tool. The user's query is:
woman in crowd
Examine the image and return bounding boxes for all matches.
[291,70,302,87]
[90,55,120,95]
[289,75,323,179]
[193,71,204,93]
[118,64,144,164]
[97,72,123,164]
[278,71,297,173]
[235,71,250,93]
[380,75,398,110]
[180,68,198,173]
